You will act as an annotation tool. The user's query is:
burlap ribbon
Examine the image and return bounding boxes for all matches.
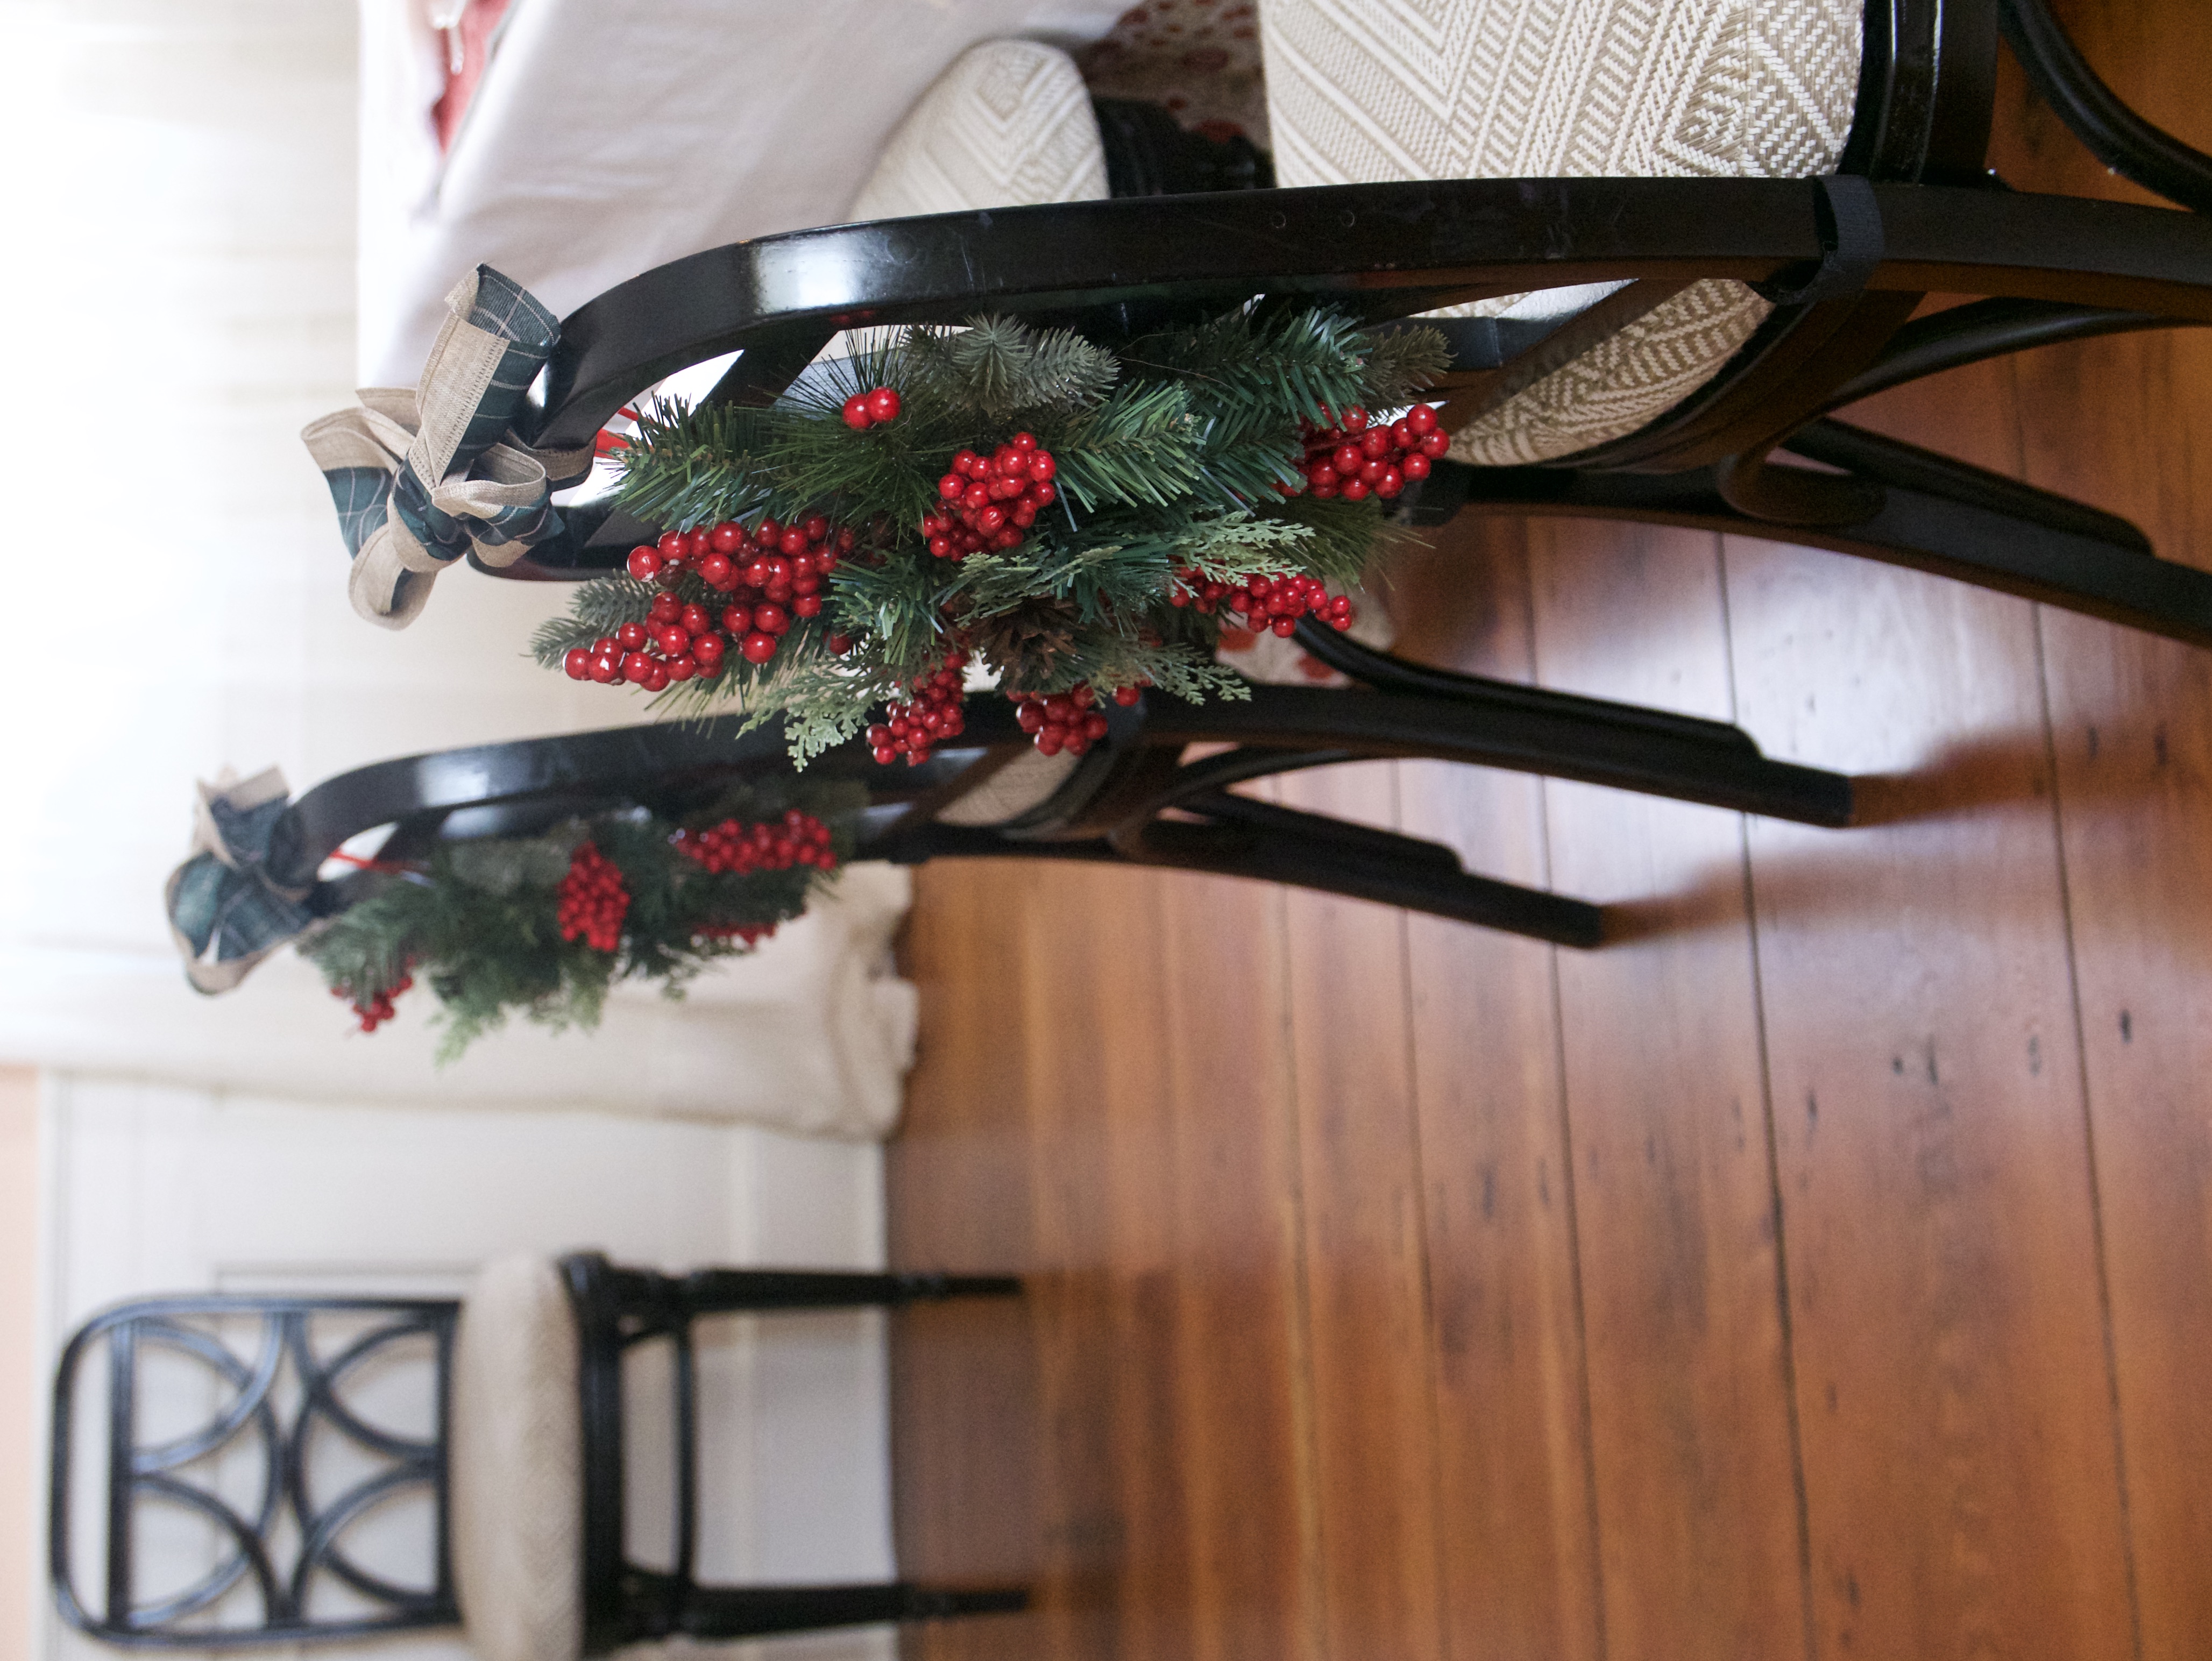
[165,768,315,995]
[303,266,593,628]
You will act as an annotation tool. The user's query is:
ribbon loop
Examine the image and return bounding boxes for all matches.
[303,266,591,628]
[165,768,316,995]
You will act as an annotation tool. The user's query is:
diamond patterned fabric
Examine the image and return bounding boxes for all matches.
[848,40,1111,221]
[1259,0,1863,463]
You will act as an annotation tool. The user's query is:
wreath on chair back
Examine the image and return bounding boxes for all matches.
[301,777,865,1062]
[536,308,1452,765]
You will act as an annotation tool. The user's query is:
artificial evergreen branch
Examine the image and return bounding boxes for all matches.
[1355,323,1454,408]
[1053,380,1203,510]
[904,317,1119,417]
[535,303,1444,765]
[304,782,862,1061]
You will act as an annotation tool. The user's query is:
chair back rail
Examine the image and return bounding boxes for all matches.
[49,1297,460,1649]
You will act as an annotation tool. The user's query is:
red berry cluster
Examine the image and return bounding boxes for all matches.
[841,386,903,429]
[696,919,779,947]
[567,516,851,688]
[331,969,415,1033]
[1285,403,1449,501]
[674,811,839,875]
[556,842,629,953]
[1010,683,1120,757]
[1171,567,1355,637]
[921,435,1059,560]
[868,651,969,766]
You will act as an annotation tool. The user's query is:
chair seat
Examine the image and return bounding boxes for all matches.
[848,40,1110,221]
[934,747,1083,826]
[1260,0,1864,464]
[450,1253,586,1661]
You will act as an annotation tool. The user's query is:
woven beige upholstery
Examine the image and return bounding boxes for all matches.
[848,40,1110,221]
[933,748,1083,826]
[450,1253,585,1661]
[1260,0,1863,463]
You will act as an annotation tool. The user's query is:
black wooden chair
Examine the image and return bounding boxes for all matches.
[244,662,1854,949]
[49,1258,1023,1656]
[484,0,2210,648]
[342,0,2208,943]
[276,0,2210,949]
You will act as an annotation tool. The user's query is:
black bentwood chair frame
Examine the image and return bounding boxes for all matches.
[50,1264,1025,1650]
[491,0,2212,638]
[268,677,1851,951]
[371,0,2205,946]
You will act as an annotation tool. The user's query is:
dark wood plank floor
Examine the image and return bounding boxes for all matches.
[887,7,2212,1657]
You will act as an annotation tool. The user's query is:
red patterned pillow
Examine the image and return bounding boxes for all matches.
[430,0,516,152]
[1077,0,1267,146]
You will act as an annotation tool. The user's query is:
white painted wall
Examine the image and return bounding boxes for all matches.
[1,1069,38,1661]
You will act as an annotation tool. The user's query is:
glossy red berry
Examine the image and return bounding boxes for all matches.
[627,545,662,580]
[866,387,901,422]
[564,647,590,679]
[740,631,778,665]
[842,393,872,429]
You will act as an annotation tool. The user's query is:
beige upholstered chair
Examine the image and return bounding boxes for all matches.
[849,39,1111,222]
[851,3,1865,467]
[51,1257,1025,1656]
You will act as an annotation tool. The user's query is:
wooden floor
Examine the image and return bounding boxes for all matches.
[885,10,2212,1659]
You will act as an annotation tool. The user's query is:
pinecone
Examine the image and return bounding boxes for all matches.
[956,596,1082,684]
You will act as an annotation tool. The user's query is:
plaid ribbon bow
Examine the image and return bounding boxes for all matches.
[165,769,315,995]
[302,266,593,628]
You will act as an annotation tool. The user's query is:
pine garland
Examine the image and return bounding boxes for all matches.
[304,780,864,1061]
[541,304,1451,761]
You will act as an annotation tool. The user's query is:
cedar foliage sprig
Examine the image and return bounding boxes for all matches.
[303,781,862,1062]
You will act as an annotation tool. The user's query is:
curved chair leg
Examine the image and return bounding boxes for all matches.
[1999,0,2212,214]
[669,1581,1029,1639]
[1403,439,2212,648]
[680,1269,1022,1312]
[1114,804,1609,948]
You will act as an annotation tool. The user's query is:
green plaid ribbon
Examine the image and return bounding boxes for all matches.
[165,768,316,994]
[303,266,594,628]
